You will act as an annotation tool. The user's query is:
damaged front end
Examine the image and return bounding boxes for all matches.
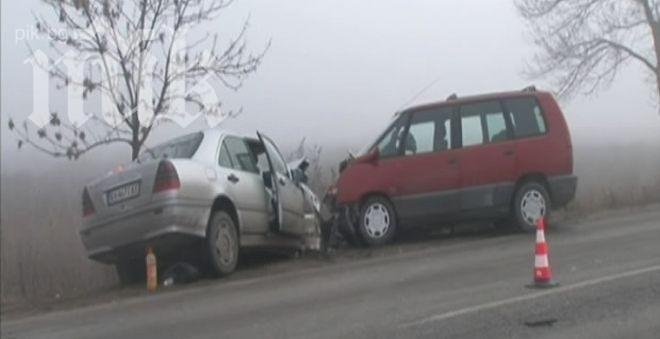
[321,154,364,247]
[323,188,362,247]
[288,157,323,251]
[300,182,323,251]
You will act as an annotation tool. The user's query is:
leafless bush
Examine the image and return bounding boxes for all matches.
[286,137,334,196]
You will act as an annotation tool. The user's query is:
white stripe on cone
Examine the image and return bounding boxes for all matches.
[535,254,549,268]
[536,229,545,243]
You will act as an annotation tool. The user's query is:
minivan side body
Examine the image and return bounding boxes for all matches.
[331,89,577,245]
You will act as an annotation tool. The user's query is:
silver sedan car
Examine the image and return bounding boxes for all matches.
[80,129,322,283]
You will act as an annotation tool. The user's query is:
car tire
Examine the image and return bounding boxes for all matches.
[115,259,144,285]
[206,211,239,276]
[512,182,551,232]
[358,196,397,246]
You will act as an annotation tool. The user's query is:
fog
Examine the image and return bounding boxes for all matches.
[2,1,660,304]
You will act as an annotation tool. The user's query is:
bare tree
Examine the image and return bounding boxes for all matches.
[8,0,268,160]
[515,0,660,100]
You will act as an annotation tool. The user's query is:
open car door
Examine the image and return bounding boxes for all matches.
[257,132,307,235]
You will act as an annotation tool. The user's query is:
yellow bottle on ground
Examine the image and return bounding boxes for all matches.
[146,247,157,292]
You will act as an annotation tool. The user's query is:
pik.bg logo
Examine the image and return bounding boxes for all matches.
[23,24,226,129]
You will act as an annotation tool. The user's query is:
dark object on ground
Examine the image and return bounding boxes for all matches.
[321,213,355,251]
[162,262,201,287]
[524,318,558,327]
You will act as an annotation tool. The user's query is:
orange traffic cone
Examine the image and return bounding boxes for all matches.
[529,218,558,288]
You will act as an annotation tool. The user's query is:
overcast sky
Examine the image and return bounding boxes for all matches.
[2,0,660,174]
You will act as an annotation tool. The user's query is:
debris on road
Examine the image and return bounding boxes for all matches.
[162,262,201,287]
[524,318,558,327]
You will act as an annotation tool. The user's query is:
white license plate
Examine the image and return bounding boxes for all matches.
[107,181,141,206]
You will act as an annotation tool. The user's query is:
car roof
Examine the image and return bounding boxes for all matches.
[202,128,258,142]
[402,89,551,114]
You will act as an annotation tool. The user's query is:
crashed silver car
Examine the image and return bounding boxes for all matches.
[80,129,322,283]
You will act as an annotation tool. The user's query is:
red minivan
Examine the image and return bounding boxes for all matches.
[328,87,577,246]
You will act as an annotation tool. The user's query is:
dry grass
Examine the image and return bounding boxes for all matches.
[562,142,660,217]
[1,165,117,308]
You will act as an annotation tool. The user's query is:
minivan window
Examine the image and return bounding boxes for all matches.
[404,107,453,155]
[460,101,509,147]
[485,112,509,143]
[461,115,484,147]
[506,97,547,138]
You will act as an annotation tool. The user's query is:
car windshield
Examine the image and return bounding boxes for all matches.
[138,132,204,162]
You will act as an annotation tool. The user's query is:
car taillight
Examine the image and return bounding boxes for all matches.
[82,188,95,217]
[153,161,181,193]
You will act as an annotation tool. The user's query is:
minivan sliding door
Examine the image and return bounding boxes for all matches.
[456,100,516,212]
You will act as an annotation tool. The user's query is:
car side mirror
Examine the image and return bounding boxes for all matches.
[262,170,273,188]
[291,168,308,185]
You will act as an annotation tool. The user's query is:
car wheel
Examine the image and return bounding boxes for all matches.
[513,182,551,232]
[358,196,397,246]
[206,211,239,276]
[115,259,144,285]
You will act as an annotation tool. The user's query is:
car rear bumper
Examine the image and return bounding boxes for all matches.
[80,198,211,263]
[548,175,578,208]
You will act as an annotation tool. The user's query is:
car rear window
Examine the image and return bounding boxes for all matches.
[139,132,204,161]
[506,97,547,138]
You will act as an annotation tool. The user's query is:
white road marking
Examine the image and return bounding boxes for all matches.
[400,264,660,328]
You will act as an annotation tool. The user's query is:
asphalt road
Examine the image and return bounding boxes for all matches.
[3,206,660,339]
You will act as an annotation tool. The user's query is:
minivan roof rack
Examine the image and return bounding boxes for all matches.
[522,85,536,92]
[446,93,458,101]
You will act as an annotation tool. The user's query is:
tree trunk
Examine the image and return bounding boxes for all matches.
[641,1,660,105]
[653,27,660,102]
[131,142,140,161]
[131,111,140,161]
[655,71,660,105]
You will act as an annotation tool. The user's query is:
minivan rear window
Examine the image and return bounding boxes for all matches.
[506,97,547,138]
[139,132,204,161]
